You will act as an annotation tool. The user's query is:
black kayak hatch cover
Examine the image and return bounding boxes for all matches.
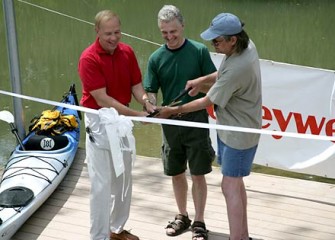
[0,187,34,208]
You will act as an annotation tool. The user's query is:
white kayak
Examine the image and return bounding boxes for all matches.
[0,84,81,240]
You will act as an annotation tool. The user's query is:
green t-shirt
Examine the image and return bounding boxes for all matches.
[144,39,216,106]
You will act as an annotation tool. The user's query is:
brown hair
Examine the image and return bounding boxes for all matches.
[223,30,249,54]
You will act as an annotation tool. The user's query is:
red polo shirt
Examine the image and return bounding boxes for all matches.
[78,38,142,109]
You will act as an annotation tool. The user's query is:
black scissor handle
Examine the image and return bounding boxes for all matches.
[146,110,160,118]
[170,87,192,105]
[146,87,192,118]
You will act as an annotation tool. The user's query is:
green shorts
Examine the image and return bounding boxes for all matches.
[161,110,215,176]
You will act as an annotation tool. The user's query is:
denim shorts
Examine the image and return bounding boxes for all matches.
[217,136,258,177]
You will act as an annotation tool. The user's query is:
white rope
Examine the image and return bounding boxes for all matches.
[16,0,162,47]
[6,1,335,142]
[1,89,335,142]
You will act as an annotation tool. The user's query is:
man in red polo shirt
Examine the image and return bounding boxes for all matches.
[78,10,154,240]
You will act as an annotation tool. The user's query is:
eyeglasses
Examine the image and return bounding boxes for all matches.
[211,37,225,46]
[86,127,95,143]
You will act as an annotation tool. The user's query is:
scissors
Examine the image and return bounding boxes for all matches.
[147,87,192,117]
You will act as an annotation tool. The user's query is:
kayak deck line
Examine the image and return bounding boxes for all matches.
[1,155,68,184]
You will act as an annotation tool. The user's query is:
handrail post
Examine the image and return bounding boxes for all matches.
[3,0,25,139]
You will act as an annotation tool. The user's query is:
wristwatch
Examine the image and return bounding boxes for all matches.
[143,98,154,111]
[143,98,154,105]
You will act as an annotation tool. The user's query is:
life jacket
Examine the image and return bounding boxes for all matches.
[29,109,78,135]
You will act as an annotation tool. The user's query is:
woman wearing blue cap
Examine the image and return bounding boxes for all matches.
[157,12,261,240]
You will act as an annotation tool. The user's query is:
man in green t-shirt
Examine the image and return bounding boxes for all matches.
[157,12,262,240]
[143,4,216,240]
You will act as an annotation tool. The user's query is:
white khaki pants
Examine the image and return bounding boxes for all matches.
[85,113,133,240]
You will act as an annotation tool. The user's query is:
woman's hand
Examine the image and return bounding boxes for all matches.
[186,78,202,96]
[154,106,178,119]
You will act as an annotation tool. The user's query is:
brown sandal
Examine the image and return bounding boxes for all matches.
[191,221,208,240]
[165,214,191,236]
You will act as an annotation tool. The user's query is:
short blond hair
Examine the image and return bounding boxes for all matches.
[95,10,120,30]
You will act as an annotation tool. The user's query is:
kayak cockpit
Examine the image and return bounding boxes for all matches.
[22,135,69,151]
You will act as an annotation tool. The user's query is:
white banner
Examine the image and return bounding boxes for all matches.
[210,53,335,178]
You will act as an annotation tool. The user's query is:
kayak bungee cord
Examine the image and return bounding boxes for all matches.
[1,155,67,184]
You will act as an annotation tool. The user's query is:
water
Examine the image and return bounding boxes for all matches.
[1,0,335,167]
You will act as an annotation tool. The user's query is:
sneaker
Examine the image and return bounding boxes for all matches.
[110,230,139,240]
[165,213,192,236]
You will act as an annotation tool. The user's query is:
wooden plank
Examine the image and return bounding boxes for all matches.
[11,148,335,240]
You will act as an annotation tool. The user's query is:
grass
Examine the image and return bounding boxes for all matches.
[252,164,335,184]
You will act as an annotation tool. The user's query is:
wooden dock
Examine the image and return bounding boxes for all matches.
[12,148,335,240]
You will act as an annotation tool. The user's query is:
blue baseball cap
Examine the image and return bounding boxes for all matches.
[201,13,242,40]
